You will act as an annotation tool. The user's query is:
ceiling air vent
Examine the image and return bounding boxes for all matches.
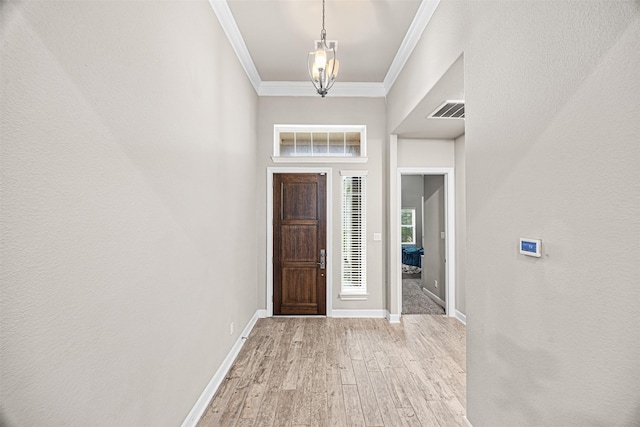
[428,100,465,119]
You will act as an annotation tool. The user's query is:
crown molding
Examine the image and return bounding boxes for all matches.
[207,0,261,93]
[259,81,386,98]
[209,0,439,98]
[383,0,440,94]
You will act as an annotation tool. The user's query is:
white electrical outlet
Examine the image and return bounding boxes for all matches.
[434,280,438,288]
[230,322,234,335]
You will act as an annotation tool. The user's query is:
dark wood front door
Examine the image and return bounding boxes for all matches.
[273,173,326,315]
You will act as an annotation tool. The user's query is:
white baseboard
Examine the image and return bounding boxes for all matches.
[422,287,446,308]
[331,309,387,318]
[386,311,401,323]
[463,415,473,426]
[181,310,262,427]
[455,309,467,325]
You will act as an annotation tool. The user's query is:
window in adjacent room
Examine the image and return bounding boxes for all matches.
[340,171,367,299]
[401,208,416,245]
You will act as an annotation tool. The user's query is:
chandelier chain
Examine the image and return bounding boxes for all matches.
[322,0,326,32]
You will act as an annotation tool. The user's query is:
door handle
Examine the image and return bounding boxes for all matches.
[317,249,326,269]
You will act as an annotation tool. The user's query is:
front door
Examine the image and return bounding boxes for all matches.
[273,173,326,315]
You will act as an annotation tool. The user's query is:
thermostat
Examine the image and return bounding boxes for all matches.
[520,238,541,257]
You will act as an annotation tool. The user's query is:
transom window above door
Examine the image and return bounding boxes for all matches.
[273,125,367,163]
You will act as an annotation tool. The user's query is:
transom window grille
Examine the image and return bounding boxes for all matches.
[401,208,416,244]
[274,125,366,160]
[341,173,367,294]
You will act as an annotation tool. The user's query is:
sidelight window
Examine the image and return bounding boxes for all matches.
[340,171,367,298]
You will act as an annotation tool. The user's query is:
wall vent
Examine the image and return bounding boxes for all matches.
[428,100,465,119]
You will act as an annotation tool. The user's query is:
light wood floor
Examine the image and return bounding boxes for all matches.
[197,315,466,427]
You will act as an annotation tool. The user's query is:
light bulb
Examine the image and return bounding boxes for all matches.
[312,65,320,81]
[328,58,339,78]
[314,49,327,69]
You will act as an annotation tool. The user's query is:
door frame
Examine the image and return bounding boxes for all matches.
[266,167,333,317]
[396,167,456,317]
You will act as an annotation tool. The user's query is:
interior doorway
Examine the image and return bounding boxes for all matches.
[401,174,446,315]
[396,167,455,317]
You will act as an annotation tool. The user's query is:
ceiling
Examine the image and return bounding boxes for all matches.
[212,0,464,138]
[227,0,422,83]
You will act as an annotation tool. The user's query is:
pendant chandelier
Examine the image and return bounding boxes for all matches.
[308,0,339,97]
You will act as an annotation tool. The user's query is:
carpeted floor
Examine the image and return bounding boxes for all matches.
[402,277,445,315]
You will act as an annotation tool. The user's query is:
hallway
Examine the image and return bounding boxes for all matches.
[197,316,466,426]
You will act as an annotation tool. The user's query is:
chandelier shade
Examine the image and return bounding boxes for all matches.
[308,0,339,97]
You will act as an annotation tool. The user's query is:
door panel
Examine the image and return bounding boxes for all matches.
[282,182,318,220]
[274,173,326,315]
[282,225,317,262]
[281,268,317,314]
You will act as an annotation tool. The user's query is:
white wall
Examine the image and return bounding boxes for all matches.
[0,2,258,425]
[257,97,387,313]
[454,134,466,314]
[422,176,446,302]
[389,1,640,425]
[397,138,454,168]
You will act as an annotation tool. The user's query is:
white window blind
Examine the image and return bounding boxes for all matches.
[341,174,366,293]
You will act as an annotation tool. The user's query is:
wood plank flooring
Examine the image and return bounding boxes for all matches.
[197,315,466,427]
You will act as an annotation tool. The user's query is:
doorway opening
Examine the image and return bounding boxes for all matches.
[396,168,455,317]
[401,174,446,315]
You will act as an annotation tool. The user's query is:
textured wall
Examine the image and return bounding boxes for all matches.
[454,134,466,314]
[389,0,640,425]
[397,138,455,168]
[0,1,258,425]
[464,2,640,424]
